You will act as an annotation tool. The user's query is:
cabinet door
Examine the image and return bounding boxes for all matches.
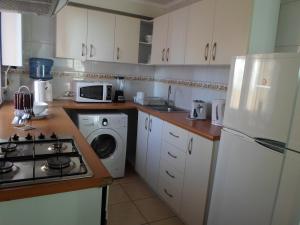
[185,0,215,65]
[180,133,214,225]
[56,6,87,60]
[151,14,169,65]
[135,111,149,178]
[114,15,140,64]
[87,10,115,62]
[210,0,252,65]
[166,7,188,65]
[145,116,163,192]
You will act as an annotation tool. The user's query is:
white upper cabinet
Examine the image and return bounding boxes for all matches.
[185,0,215,65]
[114,15,140,64]
[87,10,115,62]
[151,14,169,65]
[56,6,140,64]
[210,0,252,65]
[56,6,88,60]
[166,7,188,64]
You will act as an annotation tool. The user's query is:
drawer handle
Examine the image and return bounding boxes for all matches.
[167,151,177,159]
[165,170,175,179]
[164,189,173,198]
[169,132,179,138]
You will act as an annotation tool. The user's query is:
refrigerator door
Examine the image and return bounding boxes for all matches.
[288,87,300,152]
[207,129,284,225]
[224,53,300,143]
[272,150,300,225]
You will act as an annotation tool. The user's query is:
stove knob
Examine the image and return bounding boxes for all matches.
[50,132,57,139]
[38,133,45,139]
[12,134,19,141]
[25,133,33,140]
[102,118,108,126]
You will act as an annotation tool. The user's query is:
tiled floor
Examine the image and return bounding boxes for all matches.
[107,167,185,225]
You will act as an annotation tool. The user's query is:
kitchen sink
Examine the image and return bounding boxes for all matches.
[146,105,187,113]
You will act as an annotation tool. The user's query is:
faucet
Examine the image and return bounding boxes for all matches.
[167,85,172,107]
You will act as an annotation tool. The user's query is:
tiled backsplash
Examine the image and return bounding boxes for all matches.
[3,13,230,111]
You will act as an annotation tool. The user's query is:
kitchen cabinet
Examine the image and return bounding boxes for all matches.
[135,111,149,178]
[151,14,169,65]
[56,6,87,61]
[185,0,215,65]
[87,10,115,62]
[180,133,215,225]
[56,6,140,64]
[135,111,163,192]
[114,15,140,64]
[151,7,187,65]
[210,0,252,65]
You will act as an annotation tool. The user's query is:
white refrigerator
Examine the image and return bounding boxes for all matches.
[207,53,300,225]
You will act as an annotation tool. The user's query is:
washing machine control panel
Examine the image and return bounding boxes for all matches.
[102,118,108,126]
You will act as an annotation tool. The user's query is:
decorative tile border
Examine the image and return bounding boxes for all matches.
[9,69,228,91]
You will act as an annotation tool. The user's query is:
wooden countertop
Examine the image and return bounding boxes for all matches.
[0,103,112,202]
[0,100,221,201]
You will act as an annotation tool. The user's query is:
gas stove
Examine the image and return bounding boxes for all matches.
[0,133,93,188]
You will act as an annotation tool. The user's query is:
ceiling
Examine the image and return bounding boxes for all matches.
[131,0,186,9]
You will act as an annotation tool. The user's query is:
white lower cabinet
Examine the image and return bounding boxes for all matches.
[135,111,163,192]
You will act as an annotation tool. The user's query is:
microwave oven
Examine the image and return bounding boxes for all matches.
[73,81,112,103]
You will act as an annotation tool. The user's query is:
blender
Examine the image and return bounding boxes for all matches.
[114,76,125,103]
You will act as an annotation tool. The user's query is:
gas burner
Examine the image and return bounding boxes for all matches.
[0,143,18,152]
[46,156,71,169]
[47,142,68,152]
[0,161,14,173]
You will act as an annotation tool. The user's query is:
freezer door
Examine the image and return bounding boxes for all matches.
[207,129,284,225]
[288,87,300,152]
[272,150,300,225]
[224,53,300,143]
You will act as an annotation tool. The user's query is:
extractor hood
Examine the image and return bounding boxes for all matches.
[0,0,68,16]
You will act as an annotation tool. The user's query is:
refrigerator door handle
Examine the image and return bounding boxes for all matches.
[254,138,286,154]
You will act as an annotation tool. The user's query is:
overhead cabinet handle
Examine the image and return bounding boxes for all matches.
[166,48,170,62]
[82,43,86,57]
[117,47,120,60]
[212,42,217,61]
[169,132,179,138]
[205,43,209,61]
[162,49,165,62]
[90,44,94,58]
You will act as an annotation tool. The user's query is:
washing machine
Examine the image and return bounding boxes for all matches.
[78,113,128,178]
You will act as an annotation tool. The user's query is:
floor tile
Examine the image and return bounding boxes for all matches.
[113,173,141,185]
[108,184,130,205]
[149,217,185,225]
[108,202,147,225]
[134,197,174,222]
[121,179,155,200]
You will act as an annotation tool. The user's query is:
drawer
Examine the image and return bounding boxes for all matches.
[161,141,186,173]
[160,159,184,189]
[158,174,182,214]
[163,122,189,152]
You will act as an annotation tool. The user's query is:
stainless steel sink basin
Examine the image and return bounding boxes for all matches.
[146,105,186,113]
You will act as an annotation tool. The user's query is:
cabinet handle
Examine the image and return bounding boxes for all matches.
[90,44,94,58]
[205,43,209,61]
[212,42,217,61]
[82,43,86,57]
[166,48,170,62]
[188,137,193,155]
[162,49,165,62]
[149,118,152,132]
[145,117,148,131]
[165,170,175,179]
[164,189,173,198]
[167,151,177,159]
[169,132,179,138]
[117,47,120,60]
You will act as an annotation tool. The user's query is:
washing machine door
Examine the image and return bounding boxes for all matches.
[87,129,123,160]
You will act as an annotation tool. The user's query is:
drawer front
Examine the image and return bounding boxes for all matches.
[161,141,186,173]
[158,175,182,214]
[160,159,184,189]
[163,122,189,152]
